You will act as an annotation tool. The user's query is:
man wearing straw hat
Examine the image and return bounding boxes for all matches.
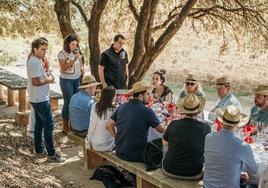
[106,80,165,162]
[162,93,211,179]
[203,105,258,188]
[211,76,242,112]
[69,74,101,137]
[249,85,268,127]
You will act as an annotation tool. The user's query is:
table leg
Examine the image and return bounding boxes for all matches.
[8,88,15,106]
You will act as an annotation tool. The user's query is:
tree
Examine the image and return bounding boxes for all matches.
[54,0,268,87]
[0,0,58,37]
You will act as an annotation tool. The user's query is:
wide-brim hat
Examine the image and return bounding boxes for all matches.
[216,76,231,87]
[185,74,197,84]
[79,74,101,89]
[254,85,268,96]
[215,105,249,127]
[129,80,150,94]
[178,93,206,114]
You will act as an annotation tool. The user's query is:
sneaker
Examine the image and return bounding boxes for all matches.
[35,150,47,158]
[47,153,65,163]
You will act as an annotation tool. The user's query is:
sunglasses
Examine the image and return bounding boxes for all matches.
[186,82,195,86]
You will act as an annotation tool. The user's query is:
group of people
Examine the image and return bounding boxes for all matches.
[25,33,268,187]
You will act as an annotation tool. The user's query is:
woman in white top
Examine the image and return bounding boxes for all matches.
[58,34,84,134]
[87,86,116,151]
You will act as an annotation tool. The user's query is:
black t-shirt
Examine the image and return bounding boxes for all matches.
[111,99,160,162]
[163,118,211,176]
[152,84,173,101]
[100,46,128,89]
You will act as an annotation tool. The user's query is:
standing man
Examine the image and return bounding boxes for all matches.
[250,85,268,127]
[26,38,64,162]
[203,105,258,188]
[98,34,129,89]
[106,80,165,162]
[69,74,100,137]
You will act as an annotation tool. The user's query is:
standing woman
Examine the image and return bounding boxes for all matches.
[152,69,173,102]
[87,86,116,151]
[178,74,205,99]
[58,34,83,134]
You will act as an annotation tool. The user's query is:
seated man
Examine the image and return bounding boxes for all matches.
[250,85,268,128]
[203,105,258,188]
[162,93,211,179]
[212,76,242,112]
[106,80,165,162]
[69,74,100,137]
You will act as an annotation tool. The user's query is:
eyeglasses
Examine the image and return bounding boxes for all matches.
[186,83,195,86]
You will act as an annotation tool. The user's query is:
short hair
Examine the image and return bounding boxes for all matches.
[114,34,125,42]
[133,90,146,98]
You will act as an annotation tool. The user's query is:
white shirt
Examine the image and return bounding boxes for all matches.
[87,104,115,151]
[26,56,49,103]
[58,50,81,79]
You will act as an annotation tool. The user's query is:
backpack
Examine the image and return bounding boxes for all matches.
[141,138,163,171]
[90,165,134,188]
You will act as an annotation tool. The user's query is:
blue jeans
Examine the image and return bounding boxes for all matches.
[31,101,55,156]
[60,77,80,120]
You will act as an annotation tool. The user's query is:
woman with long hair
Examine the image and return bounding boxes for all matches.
[58,33,84,134]
[178,74,205,99]
[87,86,116,151]
[151,69,173,102]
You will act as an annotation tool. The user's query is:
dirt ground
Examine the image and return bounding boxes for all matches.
[0,111,104,188]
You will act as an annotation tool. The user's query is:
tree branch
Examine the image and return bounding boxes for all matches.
[128,0,139,21]
[71,0,89,26]
[152,4,183,32]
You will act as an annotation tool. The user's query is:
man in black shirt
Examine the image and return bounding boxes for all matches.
[162,93,211,179]
[98,34,129,89]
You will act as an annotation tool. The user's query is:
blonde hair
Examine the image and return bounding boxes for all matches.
[182,82,204,95]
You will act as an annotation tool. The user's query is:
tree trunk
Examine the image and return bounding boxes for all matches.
[87,0,108,81]
[54,0,75,38]
[128,0,197,88]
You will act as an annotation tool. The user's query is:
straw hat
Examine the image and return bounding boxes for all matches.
[79,74,100,89]
[185,74,197,84]
[216,76,231,87]
[215,105,249,127]
[130,80,150,94]
[254,85,268,96]
[178,93,206,114]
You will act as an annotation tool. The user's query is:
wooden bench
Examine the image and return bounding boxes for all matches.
[0,68,62,126]
[67,132,203,188]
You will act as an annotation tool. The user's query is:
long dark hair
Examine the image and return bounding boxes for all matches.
[95,86,116,119]
[63,33,79,53]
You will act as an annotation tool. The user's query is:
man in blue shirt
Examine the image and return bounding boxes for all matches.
[106,80,165,162]
[203,105,258,188]
[212,76,242,112]
[69,74,100,137]
[250,85,268,128]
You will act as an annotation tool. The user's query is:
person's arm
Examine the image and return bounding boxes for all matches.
[106,119,116,138]
[31,75,54,86]
[59,53,81,71]
[125,64,129,87]
[162,138,168,156]
[98,65,107,88]
[242,145,258,174]
[155,124,165,133]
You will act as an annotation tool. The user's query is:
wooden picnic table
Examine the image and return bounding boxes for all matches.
[0,67,62,125]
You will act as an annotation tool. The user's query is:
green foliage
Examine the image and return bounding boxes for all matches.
[0,51,17,66]
[0,0,58,37]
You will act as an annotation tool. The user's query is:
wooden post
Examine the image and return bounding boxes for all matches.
[18,89,27,112]
[7,88,15,106]
[84,148,104,169]
[136,176,158,188]
[0,85,5,101]
[50,98,59,111]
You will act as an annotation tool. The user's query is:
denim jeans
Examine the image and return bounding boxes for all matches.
[31,101,55,156]
[60,77,80,120]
